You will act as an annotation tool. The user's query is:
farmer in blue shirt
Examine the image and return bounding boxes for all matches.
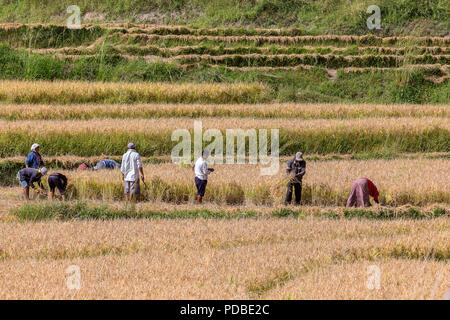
[26,143,44,169]
[93,159,120,170]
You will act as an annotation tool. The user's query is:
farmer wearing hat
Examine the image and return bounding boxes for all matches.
[17,167,48,200]
[285,152,306,205]
[26,143,44,169]
[121,142,145,201]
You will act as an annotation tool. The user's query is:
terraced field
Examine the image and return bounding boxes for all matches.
[0,21,448,299]
[0,218,448,299]
[2,24,449,72]
[1,24,449,104]
[2,159,448,206]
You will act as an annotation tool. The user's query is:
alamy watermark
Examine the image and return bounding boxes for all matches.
[444,289,450,300]
[65,265,81,290]
[171,121,279,176]
[67,5,81,29]
[366,5,381,30]
[366,265,381,290]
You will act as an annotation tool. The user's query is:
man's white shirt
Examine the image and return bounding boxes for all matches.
[194,157,210,180]
[121,149,143,181]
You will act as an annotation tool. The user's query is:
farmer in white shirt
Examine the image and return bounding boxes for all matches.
[194,150,214,204]
[121,142,145,201]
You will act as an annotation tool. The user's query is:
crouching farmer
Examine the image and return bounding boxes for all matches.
[194,150,214,204]
[121,142,145,202]
[93,159,120,170]
[48,173,68,200]
[285,152,306,205]
[17,167,48,200]
[346,178,379,207]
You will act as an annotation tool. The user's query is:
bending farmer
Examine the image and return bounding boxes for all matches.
[48,173,68,200]
[17,167,48,200]
[93,159,120,170]
[346,178,379,207]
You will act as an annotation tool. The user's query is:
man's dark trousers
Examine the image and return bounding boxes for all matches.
[285,181,302,205]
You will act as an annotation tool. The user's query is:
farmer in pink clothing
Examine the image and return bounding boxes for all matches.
[346,178,379,207]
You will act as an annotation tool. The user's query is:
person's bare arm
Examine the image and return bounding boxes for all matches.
[139,167,145,182]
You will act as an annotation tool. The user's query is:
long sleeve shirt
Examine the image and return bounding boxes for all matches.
[286,158,306,181]
[194,157,211,180]
[121,149,143,182]
[25,151,43,169]
[18,168,42,189]
[364,178,379,201]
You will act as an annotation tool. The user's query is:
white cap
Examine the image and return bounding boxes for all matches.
[39,167,48,175]
[295,152,303,160]
[31,143,40,151]
[202,150,210,158]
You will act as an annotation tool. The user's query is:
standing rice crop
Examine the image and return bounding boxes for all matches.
[0,117,447,156]
[31,159,450,206]
[0,80,270,104]
[0,103,448,120]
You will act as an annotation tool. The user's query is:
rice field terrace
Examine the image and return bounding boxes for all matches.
[1,24,449,73]
[1,23,449,104]
[0,12,449,300]
[2,159,449,206]
[0,217,448,299]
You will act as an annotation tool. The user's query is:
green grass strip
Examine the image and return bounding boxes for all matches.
[12,201,448,222]
[12,201,258,221]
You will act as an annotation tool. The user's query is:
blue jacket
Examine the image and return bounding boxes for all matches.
[103,159,120,169]
[26,152,43,169]
[95,159,120,170]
